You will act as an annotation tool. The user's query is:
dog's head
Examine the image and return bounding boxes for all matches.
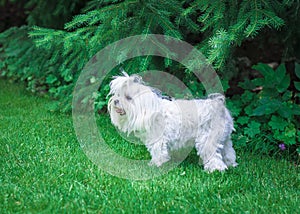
[108,72,160,133]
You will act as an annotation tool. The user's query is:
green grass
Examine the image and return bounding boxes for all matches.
[0,78,299,213]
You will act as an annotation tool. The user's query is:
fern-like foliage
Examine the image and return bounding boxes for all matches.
[185,0,286,68]
[25,0,190,111]
[1,0,299,112]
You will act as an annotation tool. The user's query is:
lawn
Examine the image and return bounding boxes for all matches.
[0,78,299,213]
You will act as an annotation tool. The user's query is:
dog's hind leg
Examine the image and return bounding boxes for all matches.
[222,138,238,168]
[195,133,227,172]
[195,109,229,172]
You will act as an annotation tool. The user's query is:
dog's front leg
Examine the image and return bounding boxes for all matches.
[146,140,170,167]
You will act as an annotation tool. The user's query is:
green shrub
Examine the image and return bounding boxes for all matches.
[31,0,298,110]
[1,1,297,110]
[228,63,300,156]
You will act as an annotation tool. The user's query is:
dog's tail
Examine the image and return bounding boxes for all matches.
[207,93,233,130]
[207,93,225,103]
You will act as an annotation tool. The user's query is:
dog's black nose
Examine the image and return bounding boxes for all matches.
[114,100,119,105]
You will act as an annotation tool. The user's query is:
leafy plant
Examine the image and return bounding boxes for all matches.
[229,62,300,156]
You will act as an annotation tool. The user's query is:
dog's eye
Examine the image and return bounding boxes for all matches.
[125,95,132,100]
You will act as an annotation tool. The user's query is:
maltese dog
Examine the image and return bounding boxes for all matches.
[108,72,237,172]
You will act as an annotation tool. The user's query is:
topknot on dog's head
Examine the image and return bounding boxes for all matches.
[109,72,144,96]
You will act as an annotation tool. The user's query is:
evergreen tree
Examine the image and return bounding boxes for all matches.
[0,0,299,112]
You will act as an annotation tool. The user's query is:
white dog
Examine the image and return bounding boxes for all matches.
[108,72,237,172]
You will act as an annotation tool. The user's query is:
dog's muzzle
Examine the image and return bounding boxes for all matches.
[113,99,126,115]
[115,107,126,115]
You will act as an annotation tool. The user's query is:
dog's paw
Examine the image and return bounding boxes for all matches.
[230,162,238,168]
[148,160,163,167]
[204,158,228,173]
[148,160,156,167]
[148,156,170,167]
[223,156,238,168]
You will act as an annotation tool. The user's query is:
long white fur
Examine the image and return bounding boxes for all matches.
[108,72,238,172]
